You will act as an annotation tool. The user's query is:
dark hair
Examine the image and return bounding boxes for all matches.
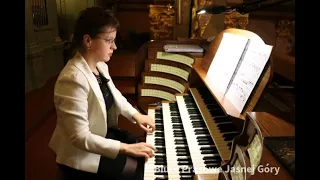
[69,7,120,55]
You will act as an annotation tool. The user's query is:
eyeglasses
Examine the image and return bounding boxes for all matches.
[96,37,116,45]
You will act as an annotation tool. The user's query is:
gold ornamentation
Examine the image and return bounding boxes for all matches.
[149,4,175,40]
[276,20,295,55]
[191,0,213,38]
[224,11,249,29]
[276,20,295,38]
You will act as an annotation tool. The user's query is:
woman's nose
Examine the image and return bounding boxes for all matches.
[112,42,117,50]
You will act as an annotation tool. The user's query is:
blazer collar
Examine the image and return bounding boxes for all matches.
[71,51,107,121]
[97,63,110,80]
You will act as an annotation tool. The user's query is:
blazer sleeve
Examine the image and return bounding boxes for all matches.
[110,81,138,123]
[100,63,138,123]
[54,71,121,159]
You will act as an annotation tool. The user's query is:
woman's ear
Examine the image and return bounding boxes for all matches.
[83,34,92,50]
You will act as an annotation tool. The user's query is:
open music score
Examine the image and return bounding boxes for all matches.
[205,32,273,113]
[225,43,273,112]
[205,32,250,94]
[193,28,272,120]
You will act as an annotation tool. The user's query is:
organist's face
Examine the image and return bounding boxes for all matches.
[91,27,117,63]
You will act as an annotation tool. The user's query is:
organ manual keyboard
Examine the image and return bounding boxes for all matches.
[137,28,290,179]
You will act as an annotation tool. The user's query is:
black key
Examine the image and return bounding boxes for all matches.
[201,149,218,154]
[192,124,206,128]
[155,177,168,180]
[200,146,216,151]
[155,171,168,175]
[204,159,221,164]
[213,117,231,123]
[198,141,213,145]
[176,148,188,153]
[177,157,192,161]
[178,161,193,165]
[177,152,190,156]
[203,155,221,160]
[174,133,185,137]
[196,136,212,141]
[155,120,163,124]
[217,123,238,133]
[223,132,240,141]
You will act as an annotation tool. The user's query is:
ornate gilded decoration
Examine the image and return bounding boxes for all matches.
[149,4,175,40]
[191,0,213,38]
[276,20,295,37]
[276,20,295,55]
[224,11,249,29]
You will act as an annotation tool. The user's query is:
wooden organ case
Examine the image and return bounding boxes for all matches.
[136,28,295,180]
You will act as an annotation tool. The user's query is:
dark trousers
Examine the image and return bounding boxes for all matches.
[57,128,145,180]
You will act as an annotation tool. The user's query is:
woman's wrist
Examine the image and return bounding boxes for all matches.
[132,112,142,123]
[119,143,128,154]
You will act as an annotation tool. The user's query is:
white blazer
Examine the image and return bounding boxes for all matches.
[48,52,138,173]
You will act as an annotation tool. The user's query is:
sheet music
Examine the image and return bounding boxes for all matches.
[225,44,273,112]
[205,32,249,94]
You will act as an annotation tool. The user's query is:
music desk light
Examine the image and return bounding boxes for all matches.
[196,0,294,15]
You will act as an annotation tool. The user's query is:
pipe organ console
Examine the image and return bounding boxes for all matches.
[135,28,295,180]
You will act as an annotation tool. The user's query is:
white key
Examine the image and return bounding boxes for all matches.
[144,109,156,180]
[145,109,168,180]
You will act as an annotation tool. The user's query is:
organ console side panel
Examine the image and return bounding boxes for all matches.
[217,112,294,180]
[218,111,265,180]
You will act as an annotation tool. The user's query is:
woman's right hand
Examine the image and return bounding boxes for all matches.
[120,142,157,159]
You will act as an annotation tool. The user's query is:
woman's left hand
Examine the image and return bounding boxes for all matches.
[133,113,155,133]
